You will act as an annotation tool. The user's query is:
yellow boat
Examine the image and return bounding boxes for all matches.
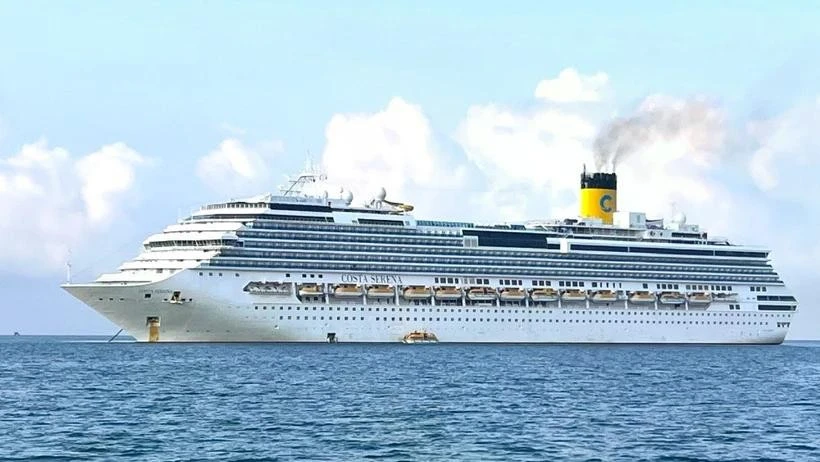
[402,330,438,344]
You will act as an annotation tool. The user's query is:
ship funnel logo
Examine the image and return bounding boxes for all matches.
[599,194,614,213]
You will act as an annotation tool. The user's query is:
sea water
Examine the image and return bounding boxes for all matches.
[1,337,818,461]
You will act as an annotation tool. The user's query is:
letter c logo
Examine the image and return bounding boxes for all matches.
[599,194,613,213]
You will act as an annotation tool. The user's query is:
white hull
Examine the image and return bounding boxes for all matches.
[63,269,791,344]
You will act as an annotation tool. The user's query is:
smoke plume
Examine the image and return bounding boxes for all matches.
[593,96,724,171]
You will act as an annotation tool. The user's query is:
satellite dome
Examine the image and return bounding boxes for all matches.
[376,187,387,201]
[671,212,687,225]
[342,190,354,205]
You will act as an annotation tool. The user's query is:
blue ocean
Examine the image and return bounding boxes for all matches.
[1,337,818,461]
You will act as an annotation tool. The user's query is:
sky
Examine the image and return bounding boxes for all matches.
[1,1,819,338]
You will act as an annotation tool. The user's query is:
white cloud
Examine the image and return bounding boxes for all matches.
[75,143,145,225]
[534,68,609,103]
[320,97,473,218]
[747,98,820,196]
[744,97,820,271]
[197,138,283,196]
[0,139,147,274]
[456,101,597,215]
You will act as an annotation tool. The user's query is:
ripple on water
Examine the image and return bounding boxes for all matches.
[0,341,818,461]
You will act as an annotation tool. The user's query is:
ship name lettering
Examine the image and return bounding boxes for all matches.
[340,273,403,284]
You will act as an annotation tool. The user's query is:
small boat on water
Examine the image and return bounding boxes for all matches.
[402,330,438,344]
[402,286,432,300]
[530,288,559,302]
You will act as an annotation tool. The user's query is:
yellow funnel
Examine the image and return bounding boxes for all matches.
[580,170,617,224]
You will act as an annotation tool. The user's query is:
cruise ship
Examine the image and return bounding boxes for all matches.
[62,166,797,343]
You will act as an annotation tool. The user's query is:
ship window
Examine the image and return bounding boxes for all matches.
[144,293,151,299]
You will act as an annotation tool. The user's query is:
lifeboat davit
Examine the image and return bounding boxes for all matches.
[591,290,618,303]
[434,286,463,300]
[333,284,363,298]
[246,282,292,296]
[659,291,686,305]
[499,288,526,302]
[628,291,656,304]
[530,288,559,302]
[367,285,394,298]
[402,286,432,300]
[297,284,323,297]
[687,292,712,305]
[561,289,587,302]
[467,287,496,301]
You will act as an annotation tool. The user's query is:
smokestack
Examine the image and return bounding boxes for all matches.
[580,169,617,224]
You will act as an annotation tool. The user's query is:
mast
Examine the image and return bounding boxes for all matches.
[66,250,72,284]
[279,155,327,196]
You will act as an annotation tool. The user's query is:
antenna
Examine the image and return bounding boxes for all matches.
[305,150,313,173]
[66,250,72,284]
